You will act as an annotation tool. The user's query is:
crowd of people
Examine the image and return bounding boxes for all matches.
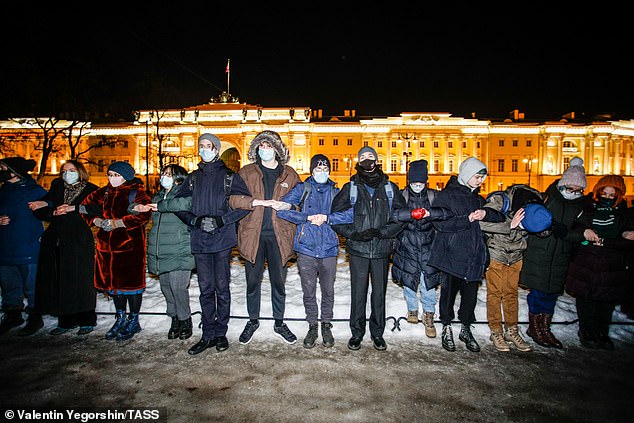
[1,131,633,355]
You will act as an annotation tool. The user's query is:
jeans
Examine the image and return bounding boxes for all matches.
[297,253,336,325]
[0,264,37,312]
[526,289,559,315]
[403,272,437,313]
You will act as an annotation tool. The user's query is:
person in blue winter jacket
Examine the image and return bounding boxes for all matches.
[0,157,47,336]
[277,154,352,348]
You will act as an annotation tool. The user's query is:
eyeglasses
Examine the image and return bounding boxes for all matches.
[563,186,584,194]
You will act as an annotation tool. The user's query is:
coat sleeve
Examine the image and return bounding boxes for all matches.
[277,184,308,224]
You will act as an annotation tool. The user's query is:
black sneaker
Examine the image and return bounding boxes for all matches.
[303,324,318,349]
[188,338,216,355]
[321,322,334,347]
[239,320,260,345]
[459,324,480,352]
[347,336,362,351]
[371,336,387,351]
[215,336,229,352]
[442,325,456,352]
[274,323,297,345]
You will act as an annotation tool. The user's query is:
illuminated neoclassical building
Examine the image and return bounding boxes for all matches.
[1,95,633,200]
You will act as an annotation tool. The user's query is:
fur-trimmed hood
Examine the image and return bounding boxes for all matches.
[247,130,290,166]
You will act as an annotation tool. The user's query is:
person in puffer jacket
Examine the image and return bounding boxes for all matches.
[278,154,352,349]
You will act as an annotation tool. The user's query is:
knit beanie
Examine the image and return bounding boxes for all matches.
[357,146,378,161]
[457,157,487,186]
[1,157,37,179]
[198,133,221,151]
[408,159,428,183]
[521,203,553,233]
[558,159,586,189]
[107,161,136,181]
[593,174,626,205]
[310,154,330,173]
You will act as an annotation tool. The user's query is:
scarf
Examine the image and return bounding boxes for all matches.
[63,180,87,204]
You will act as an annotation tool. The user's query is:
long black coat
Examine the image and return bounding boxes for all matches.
[34,178,98,316]
[427,176,505,283]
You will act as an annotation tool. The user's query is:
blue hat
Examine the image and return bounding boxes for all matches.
[521,203,552,233]
[107,161,136,181]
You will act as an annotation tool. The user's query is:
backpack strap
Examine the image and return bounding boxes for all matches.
[298,182,312,210]
[384,181,394,210]
[349,180,358,206]
[224,169,234,199]
[427,188,436,206]
[350,180,393,209]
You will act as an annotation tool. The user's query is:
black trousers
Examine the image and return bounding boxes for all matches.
[58,310,97,328]
[576,297,615,336]
[348,255,389,339]
[439,273,479,326]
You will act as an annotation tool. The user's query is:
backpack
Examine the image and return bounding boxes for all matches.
[485,190,511,216]
[402,188,436,206]
[189,168,234,199]
[350,180,394,209]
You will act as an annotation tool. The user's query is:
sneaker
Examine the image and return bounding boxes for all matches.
[239,320,260,345]
[347,336,362,351]
[459,324,480,352]
[442,325,456,352]
[0,311,24,334]
[504,325,532,352]
[188,338,216,355]
[303,324,318,349]
[77,326,94,336]
[274,323,297,345]
[406,310,419,324]
[371,336,387,351]
[321,322,335,347]
[490,330,511,352]
[215,336,229,352]
[423,312,437,338]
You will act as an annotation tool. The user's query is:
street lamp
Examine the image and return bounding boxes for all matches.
[343,154,356,177]
[523,156,538,186]
[402,151,412,173]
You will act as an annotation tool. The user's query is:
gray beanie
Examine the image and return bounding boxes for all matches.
[457,157,487,186]
[198,133,221,151]
[558,164,586,189]
[357,146,378,161]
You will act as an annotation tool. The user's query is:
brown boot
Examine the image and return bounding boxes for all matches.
[527,312,550,348]
[540,313,563,349]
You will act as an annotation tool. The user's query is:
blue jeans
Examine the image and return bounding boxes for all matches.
[403,273,437,314]
[526,289,559,315]
[0,264,37,312]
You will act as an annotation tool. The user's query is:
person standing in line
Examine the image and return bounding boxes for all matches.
[479,184,552,352]
[565,175,634,350]
[0,157,47,336]
[277,154,352,348]
[28,160,99,335]
[132,164,196,342]
[155,134,251,355]
[519,157,595,349]
[427,157,506,353]
[391,159,447,339]
[229,130,301,345]
[80,161,152,341]
[330,146,407,351]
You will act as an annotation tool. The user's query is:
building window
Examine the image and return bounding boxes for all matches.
[462,141,467,148]
[477,141,481,148]
[332,158,339,172]
[363,140,368,147]
[333,138,338,146]
[563,157,570,169]
[391,141,397,148]
[433,141,439,148]
[122,141,129,149]
[407,141,411,149]
[433,159,439,172]
[318,138,324,146]
[513,139,518,147]
[526,139,532,147]
[512,159,518,172]
[448,160,454,173]
[448,141,453,149]
[419,141,425,148]
[498,159,505,172]
[390,159,398,172]
[347,138,352,146]
[377,141,383,148]
[498,139,505,147]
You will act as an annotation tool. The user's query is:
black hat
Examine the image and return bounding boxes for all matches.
[310,154,330,173]
[408,160,428,183]
[1,157,37,179]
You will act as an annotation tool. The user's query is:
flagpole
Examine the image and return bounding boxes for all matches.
[226,58,230,95]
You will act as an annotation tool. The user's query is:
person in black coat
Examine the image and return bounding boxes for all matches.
[427,157,505,353]
[331,146,407,351]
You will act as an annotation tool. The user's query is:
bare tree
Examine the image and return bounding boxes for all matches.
[31,117,68,182]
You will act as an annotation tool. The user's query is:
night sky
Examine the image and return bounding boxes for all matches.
[1,4,632,122]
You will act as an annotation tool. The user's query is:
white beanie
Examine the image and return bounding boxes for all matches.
[457,157,487,186]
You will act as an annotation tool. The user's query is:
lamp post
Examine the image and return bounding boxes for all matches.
[145,119,149,188]
[343,154,356,177]
[402,151,412,173]
[523,156,538,186]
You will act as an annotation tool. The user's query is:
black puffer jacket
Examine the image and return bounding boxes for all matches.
[331,173,406,259]
[427,175,505,282]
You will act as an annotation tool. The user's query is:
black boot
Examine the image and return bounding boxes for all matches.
[168,316,180,340]
[18,313,44,336]
[105,310,128,340]
[179,317,193,340]
[0,310,24,335]
[116,313,142,341]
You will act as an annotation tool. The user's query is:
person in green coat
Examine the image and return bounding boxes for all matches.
[133,164,195,340]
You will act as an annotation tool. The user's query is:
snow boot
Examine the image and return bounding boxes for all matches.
[105,310,128,340]
[540,313,563,349]
[490,329,510,352]
[441,324,456,352]
[423,312,437,338]
[117,313,142,341]
[0,310,24,335]
[504,325,532,352]
[321,322,334,347]
[18,313,44,336]
[179,317,193,340]
[406,310,419,324]
[527,312,550,348]
[303,323,318,349]
[459,324,480,352]
[168,316,180,339]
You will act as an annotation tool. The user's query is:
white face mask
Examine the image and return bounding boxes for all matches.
[108,175,125,188]
[560,190,582,200]
[313,171,329,184]
[258,148,275,162]
[409,183,425,194]
[62,170,79,185]
[199,148,217,163]
[160,175,174,190]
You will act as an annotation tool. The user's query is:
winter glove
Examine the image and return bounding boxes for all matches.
[411,208,428,220]
[93,217,105,228]
[94,218,114,232]
[111,219,125,229]
[192,216,224,233]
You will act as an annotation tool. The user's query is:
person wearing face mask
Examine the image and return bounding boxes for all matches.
[0,157,47,336]
[565,175,634,350]
[28,160,99,336]
[277,154,352,348]
[80,161,152,341]
[427,157,506,353]
[229,130,301,346]
[330,146,407,351]
[158,133,250,355]
[519,157,594,349]
[131,164,196,342]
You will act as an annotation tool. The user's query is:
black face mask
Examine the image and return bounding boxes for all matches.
[0,170,13,182]
[598,197,616,207]
[358,159,376,172]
